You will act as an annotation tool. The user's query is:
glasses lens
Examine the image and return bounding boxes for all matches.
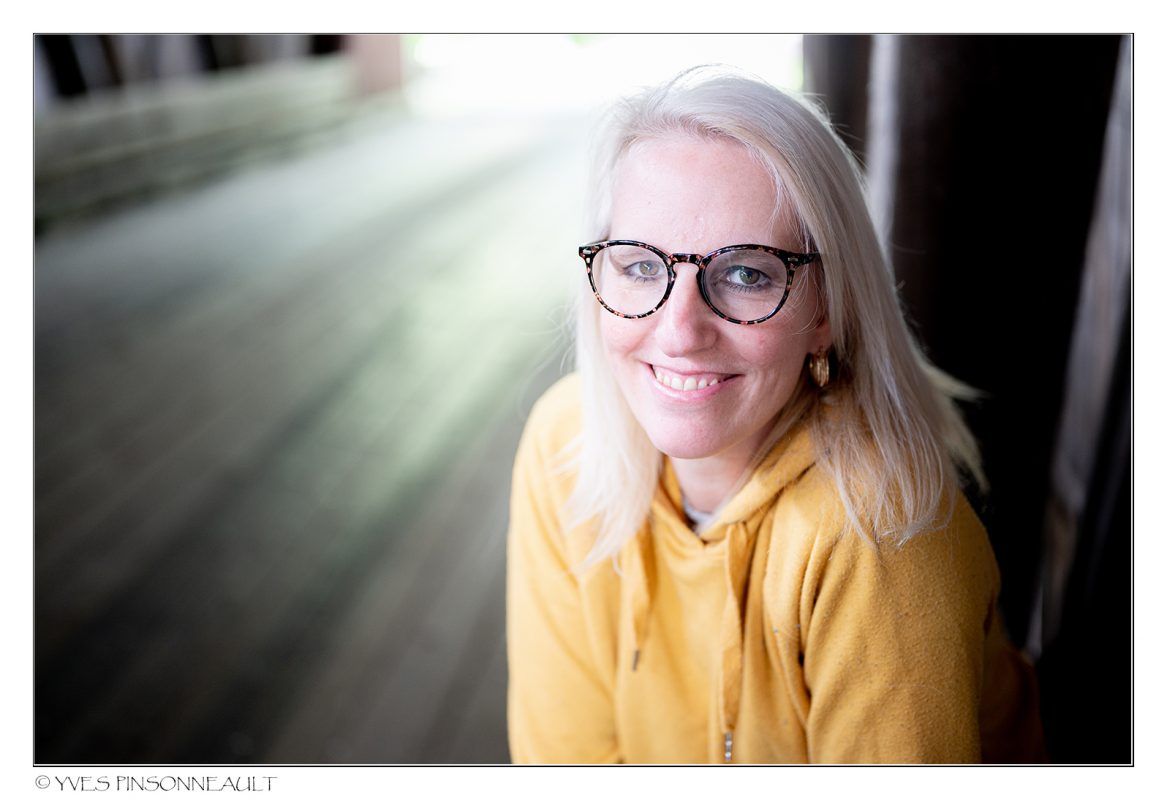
[704,249,790,322]
[592,244,669,316]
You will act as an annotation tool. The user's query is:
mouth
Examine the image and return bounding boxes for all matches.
[648,363,739,393]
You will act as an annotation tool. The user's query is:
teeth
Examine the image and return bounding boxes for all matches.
[652,367,724,392]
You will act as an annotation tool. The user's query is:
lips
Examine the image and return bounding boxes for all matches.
[650,364,737,392]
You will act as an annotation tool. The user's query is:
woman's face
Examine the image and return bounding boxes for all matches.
[601,135,831,466]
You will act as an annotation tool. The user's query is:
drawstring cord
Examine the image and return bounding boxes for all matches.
[628,516,759,762]
[718,520,755,764]
[629,477,779,763]
[629,521,653,672]
[622,435,811,763]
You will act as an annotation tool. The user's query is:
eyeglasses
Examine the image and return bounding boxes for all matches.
[578,240,819,325]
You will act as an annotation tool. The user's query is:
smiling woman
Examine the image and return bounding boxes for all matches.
[596,135,830,510]
[505,66,1046,764]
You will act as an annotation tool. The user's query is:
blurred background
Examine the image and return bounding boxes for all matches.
[34,34,1130,764]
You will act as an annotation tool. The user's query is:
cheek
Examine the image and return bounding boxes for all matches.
[599,315,644,362]
[742,326,813,385]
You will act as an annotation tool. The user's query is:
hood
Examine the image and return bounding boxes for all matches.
[626,418,818,762]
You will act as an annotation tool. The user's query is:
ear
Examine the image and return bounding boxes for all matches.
[809,314,832,354]
[803,259,831,353]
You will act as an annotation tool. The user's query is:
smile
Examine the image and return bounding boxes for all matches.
[650,364,737,393]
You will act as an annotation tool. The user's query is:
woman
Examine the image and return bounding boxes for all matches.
[505,66,1044,764]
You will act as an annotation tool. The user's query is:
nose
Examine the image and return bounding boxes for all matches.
[654,263,718,357]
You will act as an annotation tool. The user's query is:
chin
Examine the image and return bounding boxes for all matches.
[640,421,729,461]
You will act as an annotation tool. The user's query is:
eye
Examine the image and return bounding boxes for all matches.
[728,265,763,286]
[632,261,662,277]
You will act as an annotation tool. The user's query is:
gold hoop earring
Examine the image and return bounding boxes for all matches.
[809,349,831,388]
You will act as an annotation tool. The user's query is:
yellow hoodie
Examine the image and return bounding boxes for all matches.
[506,374,1044,764]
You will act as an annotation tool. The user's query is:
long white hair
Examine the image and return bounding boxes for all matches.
[564,65,985,569]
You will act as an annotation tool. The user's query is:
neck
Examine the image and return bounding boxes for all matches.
[671,445,755,515]
[670,393,816,513]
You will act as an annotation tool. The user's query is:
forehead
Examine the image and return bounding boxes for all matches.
[609,135,789,252]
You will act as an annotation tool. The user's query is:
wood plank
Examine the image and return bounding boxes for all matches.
[36,110,585,764]
[36,117,564,622]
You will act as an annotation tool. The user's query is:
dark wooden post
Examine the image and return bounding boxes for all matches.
[803,34,873,166]
[870,35,1122,646]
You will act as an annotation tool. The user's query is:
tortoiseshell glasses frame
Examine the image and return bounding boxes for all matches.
[577,239,820,325]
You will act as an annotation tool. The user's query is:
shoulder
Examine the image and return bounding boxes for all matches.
[827,488,999,607]
[765,465,999,625]
[773,453,995,571]
[519,372,583,461]
[510,372,584,538]
[508,372,608,582]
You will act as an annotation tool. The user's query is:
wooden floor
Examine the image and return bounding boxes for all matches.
[35,105,586,764]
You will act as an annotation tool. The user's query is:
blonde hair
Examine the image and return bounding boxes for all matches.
[564,66,985,568]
